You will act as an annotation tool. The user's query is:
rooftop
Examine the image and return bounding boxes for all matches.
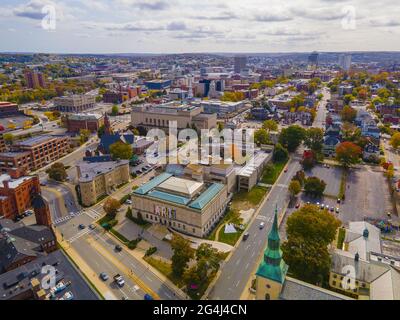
[15,135,60,147]
[0,173,36,189]
[78,159,129,183]
[157,176,203,198]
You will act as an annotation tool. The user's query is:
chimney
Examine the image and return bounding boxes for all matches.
[3,180,9,189]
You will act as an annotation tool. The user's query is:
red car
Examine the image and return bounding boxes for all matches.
[295,203,301,209]
[284,168,288,173]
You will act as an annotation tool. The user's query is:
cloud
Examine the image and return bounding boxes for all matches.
[166,21,187,31]
[253,11,293,22]
[193,11,238,21]
[291,7,347,20]
[370,18,400,27]
[13,0,53,20]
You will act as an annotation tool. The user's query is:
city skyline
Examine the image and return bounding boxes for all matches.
[1,0,400,54]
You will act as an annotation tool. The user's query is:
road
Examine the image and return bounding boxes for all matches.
[208,153,302,300]
[314,86,330,129]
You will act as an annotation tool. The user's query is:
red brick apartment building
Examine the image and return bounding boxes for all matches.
[24,69,46,89]
[66,113,104,133]
[0,134,6,153]
[0,168,40,220]
[0,102,21,118]
[0,135,70,172]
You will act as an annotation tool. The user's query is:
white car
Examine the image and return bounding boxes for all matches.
[125,199,132,205]
[259,222,265,229]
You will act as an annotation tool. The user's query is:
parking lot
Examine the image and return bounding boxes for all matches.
[304,164,342,198]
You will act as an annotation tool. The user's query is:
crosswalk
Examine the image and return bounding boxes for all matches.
[53,209,102,226]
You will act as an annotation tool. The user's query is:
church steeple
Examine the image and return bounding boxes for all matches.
[104,112,112,135]
[255,205,288,300]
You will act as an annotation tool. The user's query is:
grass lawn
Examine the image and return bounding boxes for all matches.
[232,186,269,207]
[217,227,244,246]
[261,159,288,185]
[144,257,185,288]
[337,228,346,249]
[110,229,130,244]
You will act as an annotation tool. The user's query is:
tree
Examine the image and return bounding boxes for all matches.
[46,162,67,182]
[340,105,357,123]
[289,180,302,198]
[195,243,223,271]
[335,141,362,168]
[171,235,194,277]
[304,177,326,198]
[343,94,355,105]
[79,129,91,144]
[302,150,317,170]
[109,141,133,160]
[3,133,14,144]
[97,125,105,138]
[279,125,306,152]
[390,132,400,150]
[254,128,271,146]
[103,197,121,219]
[273,143,289,162]
[263,119,278,132]
[304,128,324,154]
[281,205,341,285]
[293,170,306,186]
[111,105,119,116]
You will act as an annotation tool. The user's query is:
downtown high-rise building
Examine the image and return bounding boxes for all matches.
[24,69,46,89]
[308,51,319,67]
[234,55,247,74]
[338,54,352,71]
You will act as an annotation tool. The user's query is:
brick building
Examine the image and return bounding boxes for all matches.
[0,102,21,118]
[0,134,6,153]
[0,135,70,172]
[66,113,104,133]
[24,70,46,89]
[0,168,40,220]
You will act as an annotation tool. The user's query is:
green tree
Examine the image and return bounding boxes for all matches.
[254,128,271,146]
[304,128,324,154]
[111,105,119,116]
[273,143,289,162]
[289,180,302,198]
[171,235,194,277]
[109,141,133,160]
[263,119,278,132]
[279,125,306,152]
[103,197,121,219]
[79,129,91,144]
[3,133,14,144]
[46,162,67,182]
[304,177,326,198]
[390,132,400,150]
[97,125,105,138]
[335,141,362,168]
[281,205,341,285]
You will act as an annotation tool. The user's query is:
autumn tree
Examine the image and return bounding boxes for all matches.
[335,141,362,168]
[340,105,357,123]
[263,119,278,132]
[289,180,302,199]
[103,197,121,219]
[171,235,194,277]
[282,205,341,285]
[390,132,400,150]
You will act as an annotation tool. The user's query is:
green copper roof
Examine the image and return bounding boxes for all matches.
[188,183,224,210]
[134,173,172,195]
[256,206,288,283]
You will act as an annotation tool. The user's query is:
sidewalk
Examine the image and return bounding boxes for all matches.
[54,228,115,300]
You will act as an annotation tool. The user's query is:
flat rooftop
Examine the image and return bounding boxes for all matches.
[0,173,35,189]
[78,159,129,183]
[15,135,59,147]
[157,176,204,198]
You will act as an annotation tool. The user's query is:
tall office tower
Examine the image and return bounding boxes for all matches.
[234,55,247,74]
[24,69,46,89]
[338,54,352,71]
[308,51,319,68]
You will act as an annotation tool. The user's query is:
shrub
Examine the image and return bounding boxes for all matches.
[145,247,158,257]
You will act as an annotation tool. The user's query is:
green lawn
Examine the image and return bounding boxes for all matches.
[232,186,269,206]
[217,227,244,246]
[261,159,288,185]
[144,257,185,288]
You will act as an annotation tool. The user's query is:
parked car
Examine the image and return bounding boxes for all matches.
[125,199,132,205]
[89,224,96,230]
[337,198,341,204]
[115,245,123,252]
[114,274,125,287]
[295,203,300,209]
[335,208,340,214]
[100,272,109,281]
[78,224,86,230]
[243,232,250,241]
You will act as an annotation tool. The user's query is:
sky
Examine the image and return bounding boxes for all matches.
[0,0,399,54]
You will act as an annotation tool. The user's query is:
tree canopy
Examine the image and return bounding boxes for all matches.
[109,141,133,160]
[279,125,306,152]
[335,141,362,168]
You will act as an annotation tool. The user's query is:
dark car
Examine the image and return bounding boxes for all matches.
[243,232,250,241]
[99,272,109,281]
[144,294,154,300]
[78,224,86,230]
[115,245,123,252]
